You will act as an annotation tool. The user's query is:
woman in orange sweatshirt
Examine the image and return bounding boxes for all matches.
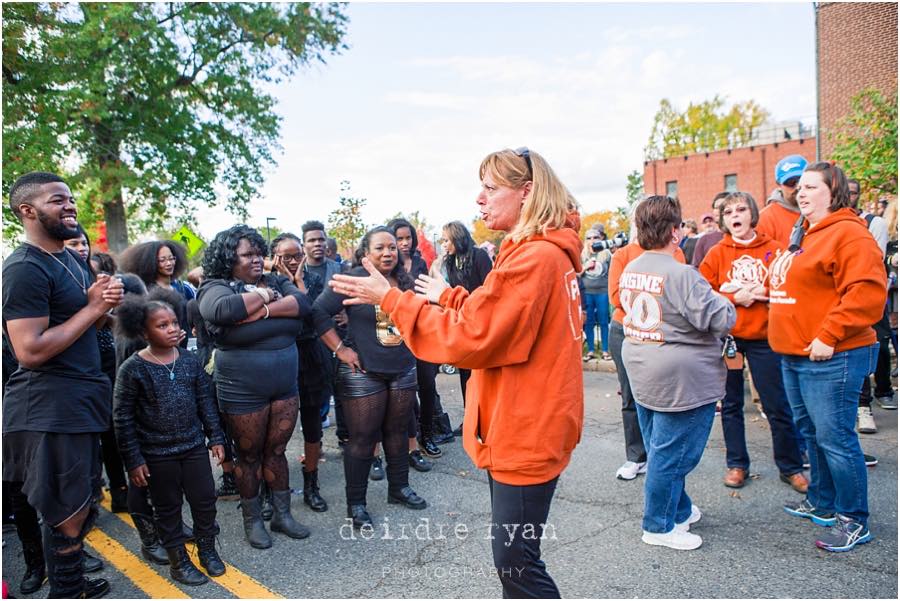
[771,162,886,553]
[330,147,583,598]
[699,192,808,493]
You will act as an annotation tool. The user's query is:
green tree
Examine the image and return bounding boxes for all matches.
[471,216,506,248]
[327,181,367,258]
[829,87,898,201]
[625,169,644,209]
[644,95,769,161]
[2,2,348,250]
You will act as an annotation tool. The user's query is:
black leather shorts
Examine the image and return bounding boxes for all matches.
[335,362,417,398]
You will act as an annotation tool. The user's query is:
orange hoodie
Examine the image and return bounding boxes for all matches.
[768,208,887,355]
[699,233,784,340]
[757,202,801,246]
[381,226,584,486]
[609,243,685,324]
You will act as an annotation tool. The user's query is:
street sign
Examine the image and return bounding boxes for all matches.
[172,224,205,257]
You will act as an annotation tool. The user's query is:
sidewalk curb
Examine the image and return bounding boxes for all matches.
[582,360,617,373]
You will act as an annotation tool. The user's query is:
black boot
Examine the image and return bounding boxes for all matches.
[239,496,272,549]
[346,504,373,530]
[260,483,274,521]
[165,545,208,586]
[84,578,111,598]
[302,469,328,512]
[418,422,442,458]
[131,513,169,565]
[408,449,432,472]
[388,485,428,510]
[270,490,311,539]
[216,472,240,501]
[195,536,226,577]
[20,539,46,595]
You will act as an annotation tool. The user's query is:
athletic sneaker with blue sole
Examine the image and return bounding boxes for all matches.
[783,498,837,526]
[814,515,872,552]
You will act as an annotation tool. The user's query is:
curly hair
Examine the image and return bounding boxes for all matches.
[118,240,189,288]
[114,289,180,341]
[353,226,414,291]
[90,252,117,276]
[201,225,268,281]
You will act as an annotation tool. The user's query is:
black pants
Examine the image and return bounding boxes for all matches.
[145,446,217,548]
[99,427,127,491]
[409,360,438,437]
[489,474,560,599]
[459,369,472,408]
[608,322,646,463]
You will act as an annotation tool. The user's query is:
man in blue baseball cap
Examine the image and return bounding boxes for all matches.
[757,154,808,245]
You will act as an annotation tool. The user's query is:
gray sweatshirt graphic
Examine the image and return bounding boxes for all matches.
[620,251,736,412]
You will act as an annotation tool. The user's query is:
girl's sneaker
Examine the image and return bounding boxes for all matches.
[783,498,836,526]
[814,515,872,552]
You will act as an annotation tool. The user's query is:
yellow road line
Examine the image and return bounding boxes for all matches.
[99,493,283,599]
[83,529,188,599]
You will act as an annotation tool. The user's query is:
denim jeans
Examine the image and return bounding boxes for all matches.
[488,474,560,599]
[583,292,610,353]
[635,402,716,534]
[721,338,804,475]
[781,344,878,526]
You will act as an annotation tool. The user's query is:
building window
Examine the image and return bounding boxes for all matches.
[666,181,678,198]
[724,173,738,192]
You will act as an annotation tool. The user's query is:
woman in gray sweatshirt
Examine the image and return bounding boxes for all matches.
[621,195,736,551]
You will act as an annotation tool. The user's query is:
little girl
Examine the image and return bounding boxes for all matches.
[113,296,226,586]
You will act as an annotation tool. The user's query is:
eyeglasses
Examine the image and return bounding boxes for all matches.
[514,147,533,175]
[702,218,715,223]
[585,236,599,240]
[158,256,177,264]
[277,253,303,262]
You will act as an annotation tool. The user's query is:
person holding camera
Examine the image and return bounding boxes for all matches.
[581,226,612,361]
[699,191,808,494]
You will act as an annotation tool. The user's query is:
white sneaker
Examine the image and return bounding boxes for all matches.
[642,528,703,550]
[857,406,877,434]
[616,461,647,480]
[321,416,332,429]
[675,504,702,532]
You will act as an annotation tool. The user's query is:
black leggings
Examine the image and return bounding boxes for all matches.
[227,397,299,499]
[339,368,417,502]
[408,360,438,438]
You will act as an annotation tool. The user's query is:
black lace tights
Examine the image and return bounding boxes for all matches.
[344,387,416,461]
[228,397,299,499]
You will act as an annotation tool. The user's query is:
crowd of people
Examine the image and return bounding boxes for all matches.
[1,148,896,599]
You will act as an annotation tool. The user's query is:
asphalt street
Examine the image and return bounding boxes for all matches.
[3,369,897,599]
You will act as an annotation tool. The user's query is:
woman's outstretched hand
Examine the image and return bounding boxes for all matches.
[414,274,449,304]
[330,258,391,306]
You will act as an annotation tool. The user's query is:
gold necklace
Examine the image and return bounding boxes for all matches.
[26,242,87,295]
[145,347,178,381]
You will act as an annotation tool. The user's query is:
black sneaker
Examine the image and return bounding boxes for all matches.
[864,454,878,467]
[418,436,443,459]
[814,515,872,552]
[408,450,432,472]
[369,456,385,481]
[452,424,463,437]
[783,497,836,526]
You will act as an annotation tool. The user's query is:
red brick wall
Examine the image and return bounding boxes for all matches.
[817,2,898,159]
[643,138,817,223]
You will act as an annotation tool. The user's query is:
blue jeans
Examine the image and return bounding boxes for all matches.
[636,402,716,534]
[583,292,610,353]
[721,339,804,475]
[781,344,878,526]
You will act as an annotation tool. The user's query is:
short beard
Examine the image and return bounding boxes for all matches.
[37,210,81,241]
[787,188,799,207]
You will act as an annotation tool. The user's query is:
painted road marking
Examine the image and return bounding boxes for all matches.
[83,529,188,599]
[98,493,283,599]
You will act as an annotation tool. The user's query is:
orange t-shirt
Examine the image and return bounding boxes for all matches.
[699,233,784,340]
[609,243,685,324]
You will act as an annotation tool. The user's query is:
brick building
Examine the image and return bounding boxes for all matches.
[816,2,898,159]
[643,138,817,224]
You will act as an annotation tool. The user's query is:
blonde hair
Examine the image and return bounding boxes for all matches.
[479,148,578,243]
[885,197,897,240]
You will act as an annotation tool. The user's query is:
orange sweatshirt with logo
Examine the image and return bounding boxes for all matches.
[699,233,784,340]
[768,208,887,355]
[757,202,801,246]
[381,226,585,486]
[609,243,685,324]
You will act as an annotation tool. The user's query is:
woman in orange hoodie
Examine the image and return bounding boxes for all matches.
[330,147,583,598]
[770,162,886,553]
[699,192,808,493]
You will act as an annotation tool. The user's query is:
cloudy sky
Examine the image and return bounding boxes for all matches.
[193,1,816,240]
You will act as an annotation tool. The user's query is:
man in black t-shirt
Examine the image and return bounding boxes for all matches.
[2,172,123,599]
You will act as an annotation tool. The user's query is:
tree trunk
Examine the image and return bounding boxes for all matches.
[103,193,129,253]
[94,121,129,252]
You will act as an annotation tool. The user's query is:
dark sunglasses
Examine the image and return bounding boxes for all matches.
[514,147,533,175]
[782,177,799,187]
